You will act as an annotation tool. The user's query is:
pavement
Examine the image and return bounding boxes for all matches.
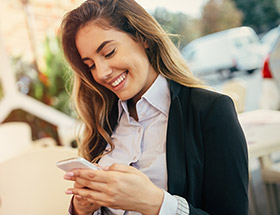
[250,164,270,215]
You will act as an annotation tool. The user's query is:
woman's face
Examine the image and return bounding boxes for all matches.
[75,22,158,102]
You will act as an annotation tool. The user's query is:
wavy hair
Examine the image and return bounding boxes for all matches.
[60,0,203,161]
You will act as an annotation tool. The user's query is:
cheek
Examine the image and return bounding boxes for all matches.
[90,72,96,80]
[90,72,102,85]
[90,71,98,80]
[91,72,112,91]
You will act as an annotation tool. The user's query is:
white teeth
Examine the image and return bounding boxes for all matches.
[111,72,127,87]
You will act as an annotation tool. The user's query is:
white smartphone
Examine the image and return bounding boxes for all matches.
[56,157,100,172]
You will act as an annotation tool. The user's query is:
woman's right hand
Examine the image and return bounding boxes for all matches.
[65,164,164,215]
[65,174,101,215]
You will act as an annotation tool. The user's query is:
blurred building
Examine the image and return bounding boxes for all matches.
[0,0,83,62]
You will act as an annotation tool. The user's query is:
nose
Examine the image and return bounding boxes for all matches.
[95,61,113,81]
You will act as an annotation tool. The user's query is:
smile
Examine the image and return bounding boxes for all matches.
[111,71,127,87]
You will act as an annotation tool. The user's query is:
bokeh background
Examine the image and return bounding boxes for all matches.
[0,0,280,214]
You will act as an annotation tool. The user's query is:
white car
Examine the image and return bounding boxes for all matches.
[261,25,280,55]
[259,27,280,110]
[182,26,265,78]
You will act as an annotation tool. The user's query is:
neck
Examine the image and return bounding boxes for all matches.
[128,99,138,121]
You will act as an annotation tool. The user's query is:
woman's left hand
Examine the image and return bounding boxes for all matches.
[64,163,164,215]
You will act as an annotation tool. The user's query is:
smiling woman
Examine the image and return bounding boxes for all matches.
[75,23,157,102]
[60,0,248,214]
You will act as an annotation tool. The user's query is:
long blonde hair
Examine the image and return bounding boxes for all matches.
[60,0,203,161]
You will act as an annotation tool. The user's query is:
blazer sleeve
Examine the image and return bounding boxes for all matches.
[190,95,249,215]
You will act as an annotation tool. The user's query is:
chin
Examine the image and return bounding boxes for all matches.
[117,93,134,101]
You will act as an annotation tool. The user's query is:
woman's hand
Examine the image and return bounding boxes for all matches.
[64,163,164,215]
[65,176,101,215]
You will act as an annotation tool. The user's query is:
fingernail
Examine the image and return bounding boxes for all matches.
[65,190,73,194]
[66,172,74,176]
[76,195,82,199]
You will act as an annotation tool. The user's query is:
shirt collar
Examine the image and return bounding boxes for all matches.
[117,74,170,122]
[142,74,170,116]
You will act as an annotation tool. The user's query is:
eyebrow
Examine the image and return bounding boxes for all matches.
[82,40,113,62]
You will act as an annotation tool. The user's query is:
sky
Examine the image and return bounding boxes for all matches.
[135,0,207,18]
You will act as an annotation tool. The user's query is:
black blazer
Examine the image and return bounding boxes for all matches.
[97,80,248,214]
[166,81,248,214]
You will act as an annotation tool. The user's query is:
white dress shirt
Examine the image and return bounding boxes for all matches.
[96,74,178,215]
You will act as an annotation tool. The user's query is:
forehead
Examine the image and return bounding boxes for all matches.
[76,22,128,49]
[75,21,140,58]
[76,23,112,43]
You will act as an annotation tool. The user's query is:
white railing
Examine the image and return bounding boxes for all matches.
[0,26,78,146]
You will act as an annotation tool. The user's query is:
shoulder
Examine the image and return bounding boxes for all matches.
[173,82,235,114]
[189,87,226,102]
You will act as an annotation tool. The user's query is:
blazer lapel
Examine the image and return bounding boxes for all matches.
[166,81,188,196]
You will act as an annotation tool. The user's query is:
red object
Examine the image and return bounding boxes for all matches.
[262,55,273,78]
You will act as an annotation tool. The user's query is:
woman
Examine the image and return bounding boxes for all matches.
[61,0,248,214]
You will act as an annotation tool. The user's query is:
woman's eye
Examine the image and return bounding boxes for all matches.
[105,48,116,58]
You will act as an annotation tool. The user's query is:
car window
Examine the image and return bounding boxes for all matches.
[271,36,280,59]
[261,27,279,45]
[182,46,197,61]
[234,35,259,48]
[186,50,196,60]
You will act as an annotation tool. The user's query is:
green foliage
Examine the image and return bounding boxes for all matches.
[201,0,243,35]
[11,34,75,117]
[42,34,75,117]
[152,8,201,49]
[6,36,75,144]
[233,0,280,33]
[12,56,45,101]
[151,2,243,49]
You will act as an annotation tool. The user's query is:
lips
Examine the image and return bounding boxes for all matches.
[111,71,128,87]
